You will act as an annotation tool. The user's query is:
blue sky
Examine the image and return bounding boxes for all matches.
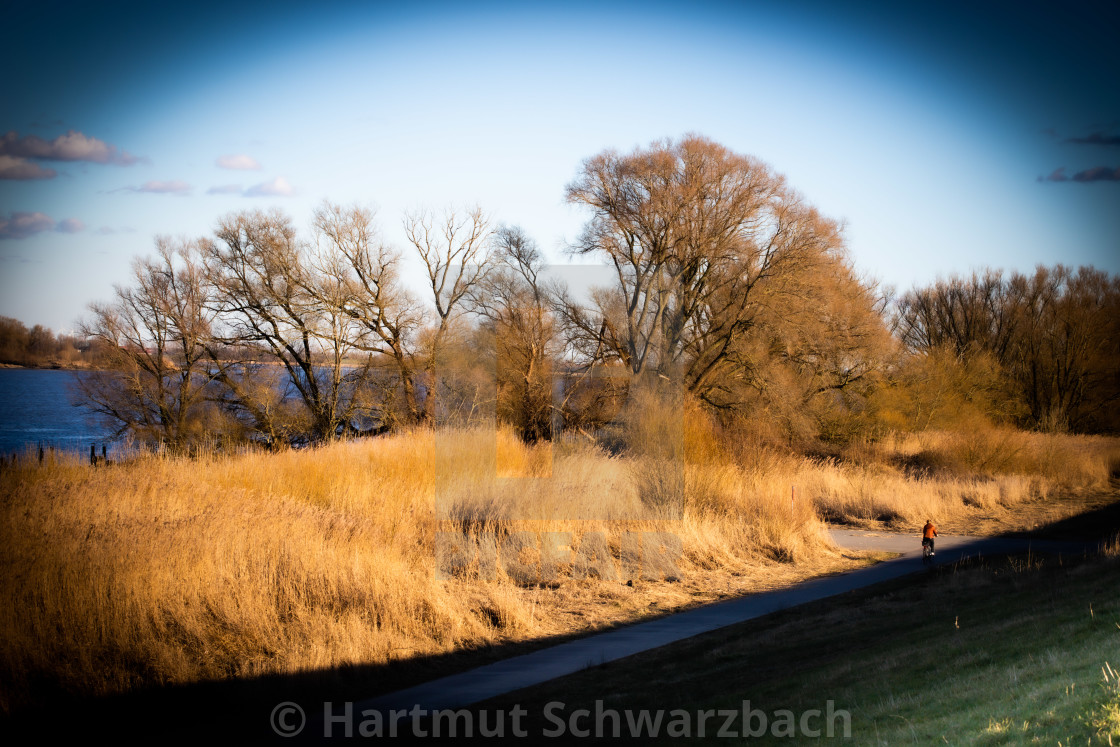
[2,0,1117,332]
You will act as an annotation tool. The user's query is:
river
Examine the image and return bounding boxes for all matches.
[0,368,116,457]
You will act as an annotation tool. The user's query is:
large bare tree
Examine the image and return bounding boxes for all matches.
[202,208,374,441]
[563,134,852,407]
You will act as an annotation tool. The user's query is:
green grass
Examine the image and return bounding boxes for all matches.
[475,550,1120,744]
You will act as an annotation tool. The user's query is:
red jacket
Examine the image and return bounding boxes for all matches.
[923,522,938,539]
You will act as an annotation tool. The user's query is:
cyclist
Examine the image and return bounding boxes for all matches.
[922,519,938,556]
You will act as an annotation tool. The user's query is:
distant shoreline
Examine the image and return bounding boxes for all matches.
[0,363,99,371]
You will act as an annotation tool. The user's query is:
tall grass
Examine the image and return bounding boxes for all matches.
[806,428,1120,528]
[0,424,837,714]
[1,420,1116,714]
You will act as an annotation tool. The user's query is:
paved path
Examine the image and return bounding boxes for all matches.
[348,530,1096,715]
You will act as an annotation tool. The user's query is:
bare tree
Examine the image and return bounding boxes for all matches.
[894,265,1120,432]
[1006,266,1119,431]
[469,225,559,441]
[564,134,850,407]
[894,269,1019,360]
[403,206,493,423]
[752,256,895,442]
[78,238,221,449]
[202,208,374,442]
[312,202,426,427]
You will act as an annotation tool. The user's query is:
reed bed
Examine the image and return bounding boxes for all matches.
[0,423,1116,714]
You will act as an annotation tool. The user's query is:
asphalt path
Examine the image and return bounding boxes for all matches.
[334,529,1098,719]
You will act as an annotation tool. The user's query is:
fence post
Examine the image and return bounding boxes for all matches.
[90,443,96,466]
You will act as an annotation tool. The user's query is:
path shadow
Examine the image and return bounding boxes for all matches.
[0,622,625,743]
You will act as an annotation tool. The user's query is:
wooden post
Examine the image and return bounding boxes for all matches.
[38,442,44,465]
[102,444,107,463]
[90,443,96,466]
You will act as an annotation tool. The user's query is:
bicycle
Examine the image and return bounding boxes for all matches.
[922,540,935,566]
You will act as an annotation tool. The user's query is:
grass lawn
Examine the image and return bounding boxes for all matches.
[475,547,1120,744]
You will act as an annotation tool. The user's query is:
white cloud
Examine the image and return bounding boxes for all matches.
[0,212,55,240]
[0,130,141,165]
[0,155,57,180]
[244,176,295,197]
[129,180,192,194]
[216,154,262,170]
[207,183,243,194]
[55,218,85,234]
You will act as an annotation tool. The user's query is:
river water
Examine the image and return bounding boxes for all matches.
[0,369,116,456]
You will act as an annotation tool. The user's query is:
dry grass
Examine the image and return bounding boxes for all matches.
[0,424,848,715]
[806,428,1120,533]
[1,421,1116,716]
